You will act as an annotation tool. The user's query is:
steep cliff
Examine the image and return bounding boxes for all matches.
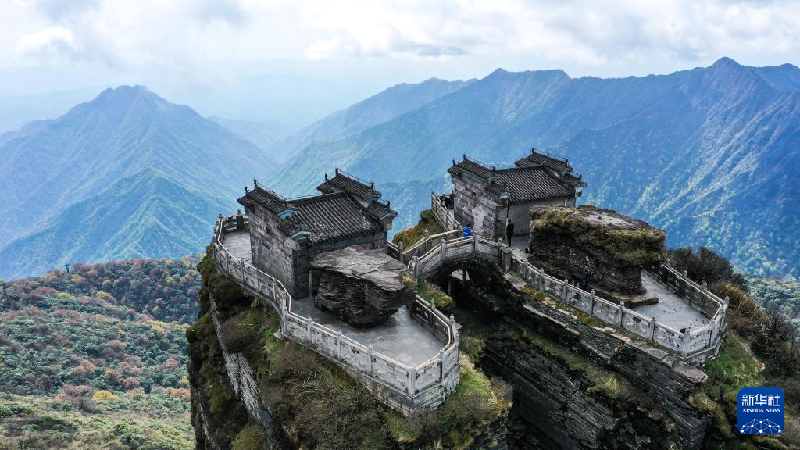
[187,247,511,450]
[444,258,787,449]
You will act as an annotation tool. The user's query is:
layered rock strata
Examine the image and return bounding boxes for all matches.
[529,205,666,298]
[311,246,414,327]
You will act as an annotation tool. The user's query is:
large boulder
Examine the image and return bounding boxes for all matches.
[311,246,414,327]
[529,205,666,299]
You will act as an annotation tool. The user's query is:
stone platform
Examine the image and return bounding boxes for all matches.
[223,230,442,367]
[635,272,709,330]
[509,237,709,332]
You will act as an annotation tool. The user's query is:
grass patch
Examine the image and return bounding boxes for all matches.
[231,424,267,450]
[693,334,766,440]
[417,281,455,311]
[429,354,510,448]
[0,393,193,449]
[521,284,605,328]
[521,327,638,401]
[531,205,665,265]
[392,209,444,250]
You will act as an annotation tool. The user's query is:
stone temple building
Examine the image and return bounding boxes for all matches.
[238,169,397,298]
[447,150,586,240]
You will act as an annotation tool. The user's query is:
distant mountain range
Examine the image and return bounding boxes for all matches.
[0,86,276,278]
[272,58,800,278]
[1,59,798,279]
[211,117,292,161]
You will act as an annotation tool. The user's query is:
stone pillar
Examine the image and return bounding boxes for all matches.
[408,367,416,395]
[412,255,420,278]
[308,270,314,299]
[306,316,312,341]
[235,209,244,230]
[337,331,343,360]
[449,315,459,342]
[368,346,374,376]
[438,350,445,382]
[589,289,596,316]
[649,318,657,341]
[439,237,446,259]
[680,327,692,357]
[619,305,626,328]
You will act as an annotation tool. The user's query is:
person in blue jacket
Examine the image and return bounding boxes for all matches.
[462,223,473,240]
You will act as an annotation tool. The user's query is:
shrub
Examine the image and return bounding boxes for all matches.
[93,390,118,401]
[232,425,268,450]
[669,247,746,289]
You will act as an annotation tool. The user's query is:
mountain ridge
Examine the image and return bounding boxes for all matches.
[0,85,277,278]
[271,57,800,277]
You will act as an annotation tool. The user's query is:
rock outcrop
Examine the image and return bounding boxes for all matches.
[529,205,666,299]
[311,246,414,327]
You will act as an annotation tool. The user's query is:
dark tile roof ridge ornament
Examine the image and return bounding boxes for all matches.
[531,147,569,164]
[317,168,382,199]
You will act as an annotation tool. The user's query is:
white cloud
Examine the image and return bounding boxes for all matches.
[15,26,78,59]
[3,0,800,89]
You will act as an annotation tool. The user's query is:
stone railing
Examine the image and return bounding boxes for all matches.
[389,229,463,266]
[405,231,728,362]
[212,214,460,416]
[430,192,460,231]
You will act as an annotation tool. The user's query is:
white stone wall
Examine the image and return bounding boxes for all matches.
[247,204,297,295]
[452,173,502,239]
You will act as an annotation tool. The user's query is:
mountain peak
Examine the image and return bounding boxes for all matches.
[710,57,742,70]
[95,85,159,103]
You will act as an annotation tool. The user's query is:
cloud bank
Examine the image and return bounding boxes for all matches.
[6,0,799,69]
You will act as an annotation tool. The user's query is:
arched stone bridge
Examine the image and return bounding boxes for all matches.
[389,230,729,362]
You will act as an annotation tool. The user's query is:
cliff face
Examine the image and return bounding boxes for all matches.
[189,241,722,449]
[187,247,511,450]
[448,259,710,449]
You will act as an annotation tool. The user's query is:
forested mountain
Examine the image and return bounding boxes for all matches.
[0,171,227,278]
[0,257,201,448]
[268,77,473,187]
[210,117,291,161]
[272,58,800,277]
[0,86,277,278]
[748,276,800,326]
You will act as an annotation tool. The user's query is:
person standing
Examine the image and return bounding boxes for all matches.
[505,218,515,246]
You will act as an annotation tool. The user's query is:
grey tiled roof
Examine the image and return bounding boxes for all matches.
[239,183,395,245]
[316,171,380,199]
[278,193,383,244]
[366,201,398,221]
[237,185,286,213]
[448,157,577,204]
[515,151,572,173]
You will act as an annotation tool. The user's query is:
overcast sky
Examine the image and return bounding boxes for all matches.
[2,0,800,127]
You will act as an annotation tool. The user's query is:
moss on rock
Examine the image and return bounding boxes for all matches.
[530,205,665,266]
[392,209,445,250]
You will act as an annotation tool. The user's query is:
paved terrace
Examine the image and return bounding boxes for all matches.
[223,230,443,367]
[509,236,709,330]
